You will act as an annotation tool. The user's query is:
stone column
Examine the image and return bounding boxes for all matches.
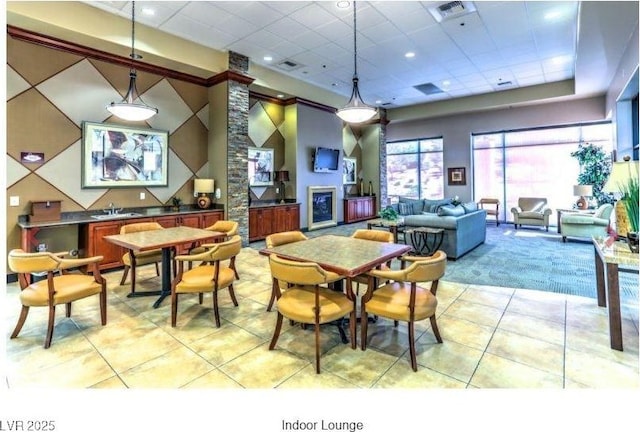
[378,108,389,208]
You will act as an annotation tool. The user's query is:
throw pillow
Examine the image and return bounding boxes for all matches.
[437,204,465,217]
[398,202,413,215]
[462,201,478,213]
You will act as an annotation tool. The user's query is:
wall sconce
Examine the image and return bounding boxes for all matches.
[194,178,215,209]
[274,170,290,204]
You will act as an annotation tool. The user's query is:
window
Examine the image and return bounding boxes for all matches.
[473,122,613,224]
[386,137,444,201]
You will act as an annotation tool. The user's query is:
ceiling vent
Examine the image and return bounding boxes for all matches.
[427,1,477,23]
[414,82,444,96]
[497,80,513,87]
[275,59,304,72]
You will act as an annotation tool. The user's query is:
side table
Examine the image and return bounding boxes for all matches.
[404,227,444,256]
[367,217,405,243]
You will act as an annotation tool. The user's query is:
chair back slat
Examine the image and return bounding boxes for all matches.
[266,231,308,248]
[120,222,163,234]
[8,249,59,273]
[351,229,394,243]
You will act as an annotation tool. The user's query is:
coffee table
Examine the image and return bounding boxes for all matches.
[367,217,405,243]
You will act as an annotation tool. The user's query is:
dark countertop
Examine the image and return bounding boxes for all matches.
[249,200,299,208]
[17,205,224,229]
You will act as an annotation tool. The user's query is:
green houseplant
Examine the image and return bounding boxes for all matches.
[379,206,398,221]
[620,174,639,252]
[571,143,614,205]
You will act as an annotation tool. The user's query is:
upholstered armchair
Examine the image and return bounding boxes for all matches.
[560,204,613,242]
[511,197,552,231]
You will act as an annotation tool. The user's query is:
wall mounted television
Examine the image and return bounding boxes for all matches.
[313,147,340,173]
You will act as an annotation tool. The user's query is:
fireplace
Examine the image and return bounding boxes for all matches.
[308,186,337,230]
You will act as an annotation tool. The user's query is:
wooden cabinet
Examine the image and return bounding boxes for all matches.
[82,218,151,270]
[344,196,376,224]
[82,210,224,270]
[273,205,300,233]
[249,203,300,242]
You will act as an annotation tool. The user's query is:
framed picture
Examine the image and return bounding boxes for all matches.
[447,167,466,186]
[248,147,274,186]
[81,122,169,188]
[343,157,357,185]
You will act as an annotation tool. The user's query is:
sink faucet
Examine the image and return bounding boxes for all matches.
[104,203,123,215]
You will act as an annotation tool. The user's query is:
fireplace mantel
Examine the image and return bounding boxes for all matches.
[308,186,337,230]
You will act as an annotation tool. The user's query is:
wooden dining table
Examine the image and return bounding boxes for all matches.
[260,234,412,342]
[104,226,225,308]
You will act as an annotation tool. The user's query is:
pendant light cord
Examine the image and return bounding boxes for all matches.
[130,1,136,62]
[352,1,358,80]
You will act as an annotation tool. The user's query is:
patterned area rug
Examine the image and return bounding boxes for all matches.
[249,222,638,301]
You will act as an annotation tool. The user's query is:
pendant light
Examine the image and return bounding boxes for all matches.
[107,1,158,121]
[336,0,377,124]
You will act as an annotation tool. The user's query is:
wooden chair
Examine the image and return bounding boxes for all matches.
[264,231,309,311]
[171,235,242,328]
[188,220,239,271]
[350,229,394,295]
[361,250,447,371]
[119,222,164,294]
[478,198,500,226]
[7,249,107,348]
[267,254,356,374]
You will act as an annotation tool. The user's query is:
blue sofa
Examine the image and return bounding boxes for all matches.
[392,197,487,259]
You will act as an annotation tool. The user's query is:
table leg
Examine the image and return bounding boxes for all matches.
[594,245,606,307]
[126,247,172,309]
[605,262,623,351]
[390,226,398,243]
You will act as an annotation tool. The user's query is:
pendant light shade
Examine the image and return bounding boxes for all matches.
[336,0,376,124]
[107,1,158,121]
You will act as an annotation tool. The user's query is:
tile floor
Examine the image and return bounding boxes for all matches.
[3,247,639,390]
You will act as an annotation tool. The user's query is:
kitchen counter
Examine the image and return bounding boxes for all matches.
[18,205,223,229]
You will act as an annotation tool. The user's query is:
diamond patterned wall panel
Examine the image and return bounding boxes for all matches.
[6,65,30,101]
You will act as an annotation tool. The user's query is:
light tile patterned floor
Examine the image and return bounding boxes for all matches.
[3,247,639,389]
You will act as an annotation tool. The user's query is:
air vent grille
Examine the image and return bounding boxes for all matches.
[427,1,477,22]
[276,60,304,71]
[414,83,444,96]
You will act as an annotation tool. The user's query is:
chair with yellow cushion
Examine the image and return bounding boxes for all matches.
[171,235,242,328]
[350,229,394,294]
[361,250,447,371]
[264,231,309,312]
[267,254,356,374]
[119,222,164,294]
[7,249,107,348]
[188,220,239,271]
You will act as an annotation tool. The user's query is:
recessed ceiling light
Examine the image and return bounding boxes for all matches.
[141,7,155,16]
[442,80,451,87]
[336,1,350,9]
[277,94,285,98]
[264,56,273,62]
[405,52,416,59]
[544,10,562,20]
[375,100,382,104]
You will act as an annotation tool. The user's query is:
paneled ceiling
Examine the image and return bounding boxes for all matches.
[25,1,640,110]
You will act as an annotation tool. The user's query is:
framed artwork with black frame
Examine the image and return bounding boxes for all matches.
[447,167,466,186]
[81,121,169,188]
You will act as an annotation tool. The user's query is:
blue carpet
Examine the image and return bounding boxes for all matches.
[249,222,638,301]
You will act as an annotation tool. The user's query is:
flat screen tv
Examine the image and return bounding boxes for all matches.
[313,147,340,173]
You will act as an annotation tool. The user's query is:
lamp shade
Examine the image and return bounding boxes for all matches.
[194,178,215,193]
[275,170,290,182]
[603,160,640,193]
[573,184,593,197]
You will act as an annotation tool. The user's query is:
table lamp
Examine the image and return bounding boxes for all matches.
[274,170,289,204]
[194,178,215,209]
[573,184,593,209]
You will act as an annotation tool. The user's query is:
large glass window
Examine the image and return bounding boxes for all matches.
[387,138,443,201]
[473,122,613,224]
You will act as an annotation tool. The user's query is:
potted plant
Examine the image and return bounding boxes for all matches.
[170,196,182,212]
[379,206,398,221]
[620,175,639,252]
[571,143,614,206]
